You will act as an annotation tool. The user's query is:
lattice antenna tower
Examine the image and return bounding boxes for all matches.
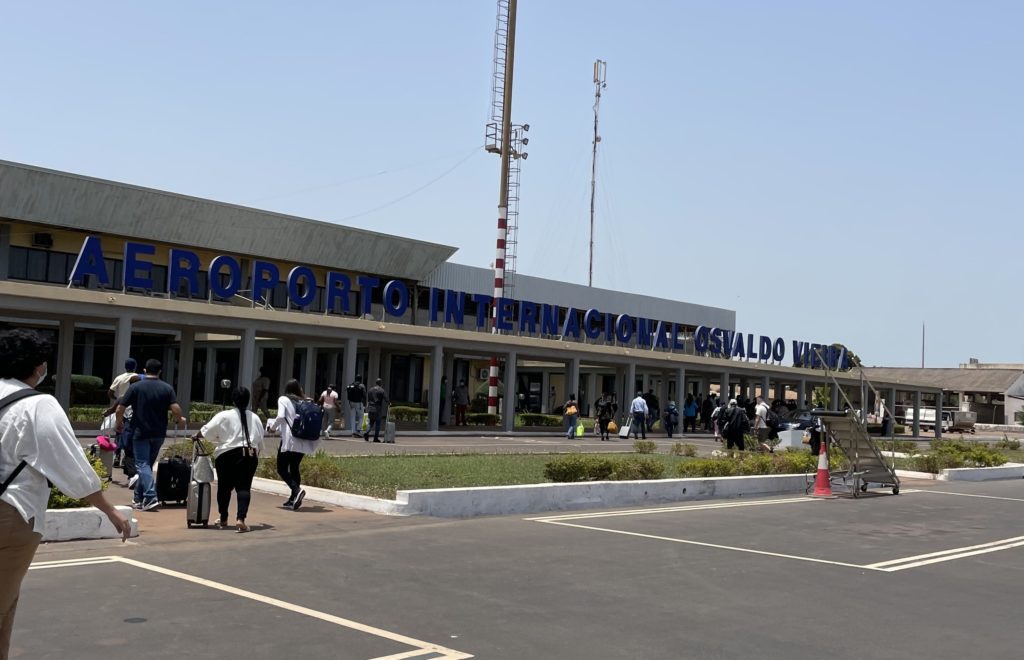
[588,59,606,287]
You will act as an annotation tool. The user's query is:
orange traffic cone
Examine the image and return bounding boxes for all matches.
[812,442,833,498]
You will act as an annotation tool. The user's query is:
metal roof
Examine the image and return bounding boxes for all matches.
[862,367,1024,394]
[0,160,457,281]
[422,262,736,329]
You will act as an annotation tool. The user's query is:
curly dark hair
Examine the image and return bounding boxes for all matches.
[0,328,51,380]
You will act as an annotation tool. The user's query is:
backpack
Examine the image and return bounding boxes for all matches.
[289,397,324,441]
[765,409,783,431]
[346,383,364,403]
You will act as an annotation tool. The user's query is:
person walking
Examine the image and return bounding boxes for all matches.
[563,395,580,439]
[1,329,131,658]
[683,395,699,433]
[722,399,750,452]
[594,392,617,441]
[364,378,390,442]
[115,359,186,512]
[711,399,726,442]
[267,379,320,510]
[663,400,680,438]
[629,391,649,440]
[453,380,470,426]
[346,376,367,437]
[753,396,771,448]
[108,358,137,470]
[195,387,265,532]
[642,389,659,432]
[318,384,339,438]
[251,367,271,420]
[701,394,714,432]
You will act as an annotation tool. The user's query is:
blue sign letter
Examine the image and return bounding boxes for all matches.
[325,272,352,314]
[287,266,317,308]
[168,248,200,297]
[251,260,280,305]
[383,280,409,318]
[123,242,155,291]
[210,255,242,299]
[69,236,110,286]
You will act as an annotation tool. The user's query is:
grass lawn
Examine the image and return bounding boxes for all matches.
[256,452,685,500]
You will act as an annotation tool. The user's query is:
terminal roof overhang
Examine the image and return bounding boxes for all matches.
[0,160,457,282]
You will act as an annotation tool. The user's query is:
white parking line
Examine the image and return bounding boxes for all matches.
[29,555,472,660]
[912,490,1024,503]
[865,536,1024,572]
[536,519,880,571]
[526,497,816,523]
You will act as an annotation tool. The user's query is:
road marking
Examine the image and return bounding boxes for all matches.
[912,490,1024,503]
[28,557,119,570]
[526,497,817,522]
[865,536,1024,571]
[29,555,472,660]
[537,519,880,571]
[369,650,444,660]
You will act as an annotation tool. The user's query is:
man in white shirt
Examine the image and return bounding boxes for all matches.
[108,358,137,469]
[629,391,649,440]
[754,396,771,445]
[318,385,339,438]
[0,329,130,656]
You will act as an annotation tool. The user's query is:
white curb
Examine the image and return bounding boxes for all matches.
[253,474,811,518]
[42,505,139,542]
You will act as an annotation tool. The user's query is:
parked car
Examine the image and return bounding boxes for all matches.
[781,409,818,430]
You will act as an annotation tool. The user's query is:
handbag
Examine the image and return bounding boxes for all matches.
[575,421,585,437]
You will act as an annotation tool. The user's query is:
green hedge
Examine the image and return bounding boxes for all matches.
[389,406,428,423]
[48,451,107,509]
[71,375,108,405]
[676,450,841,478]
[543,454,665,482]
[518,413,564,427]
[466,413,500,426]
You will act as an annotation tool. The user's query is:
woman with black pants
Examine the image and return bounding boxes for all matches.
[267,379,321,510]
[196,387,265,532]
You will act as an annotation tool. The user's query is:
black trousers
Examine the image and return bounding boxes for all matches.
[598,418,611,439]
[685,416,697,432]
[215,448,259,522]
[276,449,304,496]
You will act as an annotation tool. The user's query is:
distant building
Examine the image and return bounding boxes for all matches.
[863,366,1024,426]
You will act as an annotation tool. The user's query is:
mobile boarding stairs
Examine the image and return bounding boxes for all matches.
[811,350,901,497]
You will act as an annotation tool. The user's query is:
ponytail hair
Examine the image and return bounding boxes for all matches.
[231,386,252,437]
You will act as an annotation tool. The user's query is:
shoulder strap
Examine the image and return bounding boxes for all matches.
[238,408,251,448]
[0,389,46,496]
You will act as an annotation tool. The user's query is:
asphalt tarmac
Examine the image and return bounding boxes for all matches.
[15,475,1024,659]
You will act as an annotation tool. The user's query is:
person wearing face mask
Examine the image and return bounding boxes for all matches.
[0,329,132,657]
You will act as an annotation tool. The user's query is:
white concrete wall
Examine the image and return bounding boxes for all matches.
[42,505,139,542]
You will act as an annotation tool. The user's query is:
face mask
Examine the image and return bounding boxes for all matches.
[37,363,48,386]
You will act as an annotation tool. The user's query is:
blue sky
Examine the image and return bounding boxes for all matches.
[2,1,1021,367]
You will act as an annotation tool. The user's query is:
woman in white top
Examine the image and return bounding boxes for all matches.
[267,379,320,511]
[196,386,265,532]
[0,329,131,657]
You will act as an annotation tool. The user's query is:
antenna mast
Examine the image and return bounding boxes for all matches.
[588,59,606,287]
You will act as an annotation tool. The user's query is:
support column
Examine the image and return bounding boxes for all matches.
[55,319,74,410]
[567,357,580,401]
[935,390,944,439]
[625,362,637,403]
[178,329,195,418]
[239,327,257,399]
[761,375,770,402]
[720,371,730,401]
[913,390,922,438]
[541,370,551,414]
[204,346,216,404]
[303,346,317,398]
[112,316,133,384]
[279,339,295,393]
[675,367,686,409]
[798,380,807,409]
[327,351,340,387]
[428,344,444,432]
[502,351,518,432]
[831,384,840,410]
[586,372,597,417]
[368,346,381,381]
[343,336,358,428]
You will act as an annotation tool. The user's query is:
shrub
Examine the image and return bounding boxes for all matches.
[161,437,214,460]
[678,458,738,478]
[543,454,615,482]
[677,450,827,479]
[877,439,919,454]
[668,442,697,457]
[48,451,107,509]
[389,406,428,423]
[466,413,500,426]
[612,457,666,480]
[71,374,108,405]
[633,440,657,454]
[519,413,564,427]
[256,450,348,489]
[995,435,1021,451]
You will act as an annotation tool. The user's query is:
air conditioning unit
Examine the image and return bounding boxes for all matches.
[478,368,489,380]
[32,232,54,249]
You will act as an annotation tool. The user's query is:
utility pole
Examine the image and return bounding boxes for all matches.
[921,322,925,368]
[485,0,518,416]
[588,59,606,288]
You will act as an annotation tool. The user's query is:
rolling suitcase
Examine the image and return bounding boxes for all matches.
[186,437,213,529]
[618,417,632,439]
[384,419,396,444]
[156,456,190,505]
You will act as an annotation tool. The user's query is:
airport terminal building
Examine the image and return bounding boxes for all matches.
[0,160,941,432]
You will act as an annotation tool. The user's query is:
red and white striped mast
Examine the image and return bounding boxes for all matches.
[485,0,518,416]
